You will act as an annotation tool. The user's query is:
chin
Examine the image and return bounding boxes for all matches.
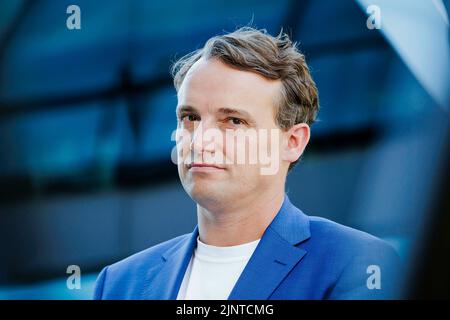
[186,183,228,206]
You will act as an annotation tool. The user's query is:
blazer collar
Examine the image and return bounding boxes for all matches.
[145,194,311,300]
[265,193,311,246]
[228,194,311,299]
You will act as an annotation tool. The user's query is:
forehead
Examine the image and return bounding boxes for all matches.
[177,58,281,120]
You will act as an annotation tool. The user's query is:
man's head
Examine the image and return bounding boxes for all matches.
[172,27,319,209]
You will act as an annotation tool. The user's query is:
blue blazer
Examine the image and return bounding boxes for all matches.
[94,195,402,299]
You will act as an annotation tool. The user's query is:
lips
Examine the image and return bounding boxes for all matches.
[187,163,225,170]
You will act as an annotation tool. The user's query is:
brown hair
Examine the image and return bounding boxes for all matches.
[171,27,319,170]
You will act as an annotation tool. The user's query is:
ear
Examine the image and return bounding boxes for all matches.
[281,123,310,165]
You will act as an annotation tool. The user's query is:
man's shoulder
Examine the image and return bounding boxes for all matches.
[303,215,402,299]
[107,232,191,276]
[93,232,192,299]
[305,215,398,260]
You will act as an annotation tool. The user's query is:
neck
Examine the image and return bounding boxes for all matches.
[196,188,285,246]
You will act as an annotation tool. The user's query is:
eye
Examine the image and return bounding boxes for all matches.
[181,114,200,122]
[226,117,246,126]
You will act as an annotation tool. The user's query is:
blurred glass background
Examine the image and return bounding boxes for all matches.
[0,0,448,299]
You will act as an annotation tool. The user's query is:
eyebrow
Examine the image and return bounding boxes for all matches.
[217,107,254,121]
[176,105,198,117]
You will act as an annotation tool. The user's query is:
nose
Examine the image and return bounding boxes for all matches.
[189,121,218,155]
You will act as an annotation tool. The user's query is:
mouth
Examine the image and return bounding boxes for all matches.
[187,163,226,171]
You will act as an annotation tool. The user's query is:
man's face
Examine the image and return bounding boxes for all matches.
[175,57,285,208]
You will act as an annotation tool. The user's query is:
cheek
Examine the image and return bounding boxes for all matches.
[226,136,259,166]
[176,129,192,159]
[223,133,235,161]
[177,141,189,159]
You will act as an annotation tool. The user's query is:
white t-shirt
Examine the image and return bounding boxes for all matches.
[176,236,260,300]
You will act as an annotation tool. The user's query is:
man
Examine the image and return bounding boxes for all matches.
[93,27,401,300]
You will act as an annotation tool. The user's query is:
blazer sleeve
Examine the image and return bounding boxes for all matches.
[93,266,109,300]
[326,241,403,300]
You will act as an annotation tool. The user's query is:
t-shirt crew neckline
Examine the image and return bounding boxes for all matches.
[194,236,261,263]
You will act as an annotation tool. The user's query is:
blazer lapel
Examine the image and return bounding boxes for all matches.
[228,195,311,300]
[141,194,310,300]
[141,226,199,299]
